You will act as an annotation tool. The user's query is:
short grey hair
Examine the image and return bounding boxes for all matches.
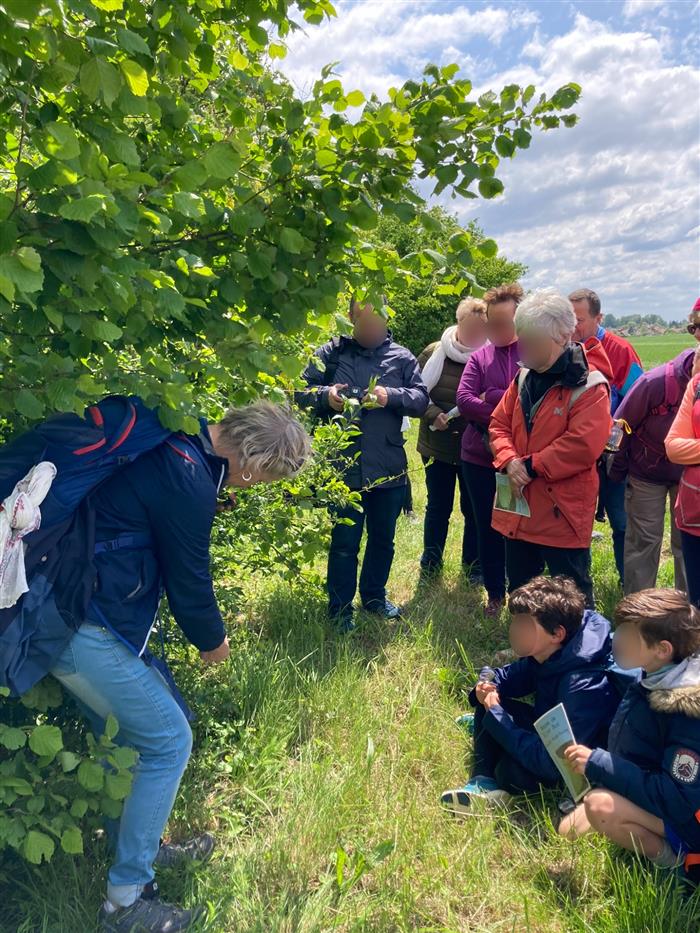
[217,401,311,480]
[515,288,576,345]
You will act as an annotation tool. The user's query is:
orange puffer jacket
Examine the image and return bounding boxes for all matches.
[489,350,612,548]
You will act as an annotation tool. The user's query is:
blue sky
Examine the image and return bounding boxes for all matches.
[280,0,700,321]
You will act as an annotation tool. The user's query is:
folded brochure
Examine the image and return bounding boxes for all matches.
[493,472,531,517]
[534,702,591,802]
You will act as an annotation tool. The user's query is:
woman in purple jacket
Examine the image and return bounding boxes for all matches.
[456,283,523,616]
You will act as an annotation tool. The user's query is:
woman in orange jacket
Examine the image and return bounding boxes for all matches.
[665,347,700,607]
[489,288,612,607]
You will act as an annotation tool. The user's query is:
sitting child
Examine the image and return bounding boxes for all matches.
[441,575,619,814]
[560,589,700,869]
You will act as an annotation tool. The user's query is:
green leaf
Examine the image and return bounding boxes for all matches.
[116,27,151,57]
[28,724,63,759]
[80,58,122,106]
[77,760,104,792]
[59,195,107,223]
[346,90,365,107]
[91,0,123,8]
[70,798,89,818]
[23,830,55,865]
[268,42,287,60]
[105,771,132,800]
[280,227,305,254]
[478,239,498,258]
[15,389,44,420]
[104,713,119,741]
[173,192,205,219]
[61,827,83,855]
[120,59,149,97]
[478,177,505,199]
[203,143,241,179]
[43,122,80,161]
[0,726,26,750]
[513,127,531,149]
[0,273,15,303]
[58,751,81,773]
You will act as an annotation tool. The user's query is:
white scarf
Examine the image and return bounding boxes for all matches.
[420,325,483,393]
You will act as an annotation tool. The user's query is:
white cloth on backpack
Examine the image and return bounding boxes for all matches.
[0,461,57,609]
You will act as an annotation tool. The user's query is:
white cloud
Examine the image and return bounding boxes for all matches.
[623,0,667,18]
[280,3,700,320]
[282,1,538,98]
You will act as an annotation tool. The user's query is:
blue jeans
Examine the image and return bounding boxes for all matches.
[50,624,192,907]
[598,467,626,584]
[327,484,406,618]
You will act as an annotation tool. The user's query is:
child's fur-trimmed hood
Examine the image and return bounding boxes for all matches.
[647,654,700,718]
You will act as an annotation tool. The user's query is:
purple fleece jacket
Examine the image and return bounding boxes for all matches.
[456,341,521,467]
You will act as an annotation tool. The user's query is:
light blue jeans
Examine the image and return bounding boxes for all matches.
[51,624,192,907]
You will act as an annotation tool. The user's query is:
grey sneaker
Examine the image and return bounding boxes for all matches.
[154,833,216,868]
[100,896,204,932]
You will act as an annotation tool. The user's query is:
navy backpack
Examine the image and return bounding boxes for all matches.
[0,395,176,696]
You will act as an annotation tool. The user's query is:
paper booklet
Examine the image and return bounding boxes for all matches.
[534,703,591,802]
[493,472,531,517]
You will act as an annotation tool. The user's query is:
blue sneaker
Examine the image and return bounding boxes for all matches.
[363,599,402,619]
[454,712,475,735]
[440,777,511,815]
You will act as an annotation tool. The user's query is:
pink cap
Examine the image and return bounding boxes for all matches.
[694,297,700,312]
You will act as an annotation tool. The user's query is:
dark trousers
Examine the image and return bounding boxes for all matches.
[472,699,559,794]
[327,485,406,618]
[402,475,414,514]
[598,466,626,584]
[420,458,479,575]
[506,537,594,608]
[681,531,700,608]
[462,461,507,600]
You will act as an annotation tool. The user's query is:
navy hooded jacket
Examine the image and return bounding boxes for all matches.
[296,334,428,490]
[468,610,619,783]
[586,656,700,850]
[87,425,228,656]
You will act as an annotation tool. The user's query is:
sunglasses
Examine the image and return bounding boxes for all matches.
[688,324,700,334]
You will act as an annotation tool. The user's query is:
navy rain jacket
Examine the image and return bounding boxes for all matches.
[468,610,620,783]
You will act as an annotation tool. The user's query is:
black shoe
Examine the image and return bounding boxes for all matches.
[100,896,204,932]
[363,599,402,619]
[154,833,215,868]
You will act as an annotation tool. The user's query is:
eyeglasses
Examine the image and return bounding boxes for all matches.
[688,323,700,334]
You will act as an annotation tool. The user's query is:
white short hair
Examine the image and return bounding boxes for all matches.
[515,288,576,344]
[217,401,311,480]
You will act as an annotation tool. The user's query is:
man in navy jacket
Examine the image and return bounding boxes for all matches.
[298,298,428,626]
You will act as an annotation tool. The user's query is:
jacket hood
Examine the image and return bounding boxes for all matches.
[543,609,612,676]
[647,654,700,718]
[582,337,614,382]
[560,342,590,387]
[674,347,696,384]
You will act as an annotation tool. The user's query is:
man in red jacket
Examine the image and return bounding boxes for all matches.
[571,289,643,585]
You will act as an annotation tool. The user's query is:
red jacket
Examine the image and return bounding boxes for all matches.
[489,348,611,548]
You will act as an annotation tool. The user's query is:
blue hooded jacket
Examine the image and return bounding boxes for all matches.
[469,610,619,782]
[87,424,228,656]
[586,656,700,850]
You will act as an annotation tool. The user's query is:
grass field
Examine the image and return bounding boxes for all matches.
[3,333,698,933]
[628,332,695,369]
